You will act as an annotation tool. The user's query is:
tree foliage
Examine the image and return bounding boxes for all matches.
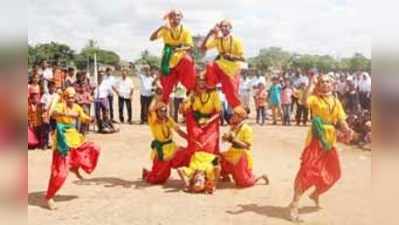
[134,50,161,69]
[28,42,75,66]
[249,47,370,73]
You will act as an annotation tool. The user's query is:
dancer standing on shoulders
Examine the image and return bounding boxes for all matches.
[149,9,196,103]
[200,20,246,116]
[288,74,353,222]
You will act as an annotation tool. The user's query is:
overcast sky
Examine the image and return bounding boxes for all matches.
[28,0,371,61]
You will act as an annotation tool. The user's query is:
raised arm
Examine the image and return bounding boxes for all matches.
[150,26,166,41]
[200,25,218,53]
[302,75,317,105]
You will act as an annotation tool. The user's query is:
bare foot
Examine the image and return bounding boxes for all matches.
[142,168,149,180]
[183,186,191,193]
[47,198,57,210]
[309,194,321,208]
[71,169,84,180]
[220,175,231,182]
[288,204,303,223]
[262,175,270,185]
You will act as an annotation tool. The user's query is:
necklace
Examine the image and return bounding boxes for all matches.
[170,25,183,41]
[220,36,233,54]
[160,120,171,139]
[320,95,337,114]
[199,92,211,105]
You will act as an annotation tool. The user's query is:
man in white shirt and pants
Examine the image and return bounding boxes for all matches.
[116,69,134,124]
[138,65,154,124]
[104,67,117,123]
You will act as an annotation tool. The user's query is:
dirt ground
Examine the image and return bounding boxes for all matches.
[28,93,371,225]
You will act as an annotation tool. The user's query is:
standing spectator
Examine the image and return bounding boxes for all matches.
[358,72,371,110]
[239,71,251,112]
[74,71,93,134]
[40,81,56,149]
[268,76,282,125]
[64,67,75,88]
[42,60,53,94]
[116,69,134,124]
[28,73,43,148]
[52,62,65,90]
[294,83,308,126]
[138,65,154,124]
[255,83,267,126]
[281,79,294,126]
[104,67,118,123]
[217,84,231,126]
[172,82,186,123]
[94,71,118,133]
[336,75,347,102]
[345,81,361,114]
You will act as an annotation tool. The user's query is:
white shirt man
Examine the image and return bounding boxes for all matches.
[42,67,53,81]
[138,72,154,97]
[116,76,134,99]
[294,74,309,88]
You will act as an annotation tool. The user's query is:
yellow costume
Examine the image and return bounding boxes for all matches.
[182,151,218,181]
[205,35,244,77]
[148,111,178,161]
[222,123,254,169]
[157,25,193,68]
[305,95,346,148]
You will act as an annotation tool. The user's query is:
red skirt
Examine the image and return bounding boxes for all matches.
[205,62,241,108]
[186,110,220,155]
[160,55,197,103]
[144,147,188,184]
[45,142,100,199]
[294,138,341,196]
[221,153,256,187]
[28,126,39,149]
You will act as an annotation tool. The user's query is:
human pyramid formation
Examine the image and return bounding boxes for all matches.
[42,9,354,222]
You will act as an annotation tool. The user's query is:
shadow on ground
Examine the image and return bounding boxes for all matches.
[226,203,319,222]
[28,192,78,209]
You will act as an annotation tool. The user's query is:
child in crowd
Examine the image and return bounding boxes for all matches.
[281,79,293,126]
[268,76,282,125]
[40,81,57,149]
[255,83,267,126]
[28,74,43,149]
[294,83,308,126]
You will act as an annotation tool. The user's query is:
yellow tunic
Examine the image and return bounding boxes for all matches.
[157,25,193,68]
[183,90,221,115]
[51,102,91,149]
[222,123,254,169]
[205,35,244,77]
[148,111,178,161]
[305,95,347,147]
[183,151,217,181]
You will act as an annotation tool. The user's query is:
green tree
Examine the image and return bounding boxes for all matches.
[249,47,292,72]
[349,53,370,72]
[28,42,75,66]
[74,40,120,69]
[134,50,161,69]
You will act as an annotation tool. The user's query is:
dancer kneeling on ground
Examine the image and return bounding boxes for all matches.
[287,74,353,222]
[45,87,100,210]
[143,88,200,184]
[177,151,221,194]
[220,112,269,187]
